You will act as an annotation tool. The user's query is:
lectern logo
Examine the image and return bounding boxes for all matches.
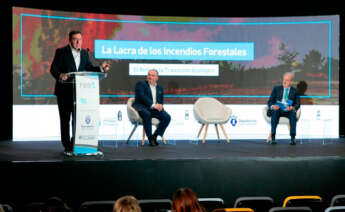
[85,115,91,125]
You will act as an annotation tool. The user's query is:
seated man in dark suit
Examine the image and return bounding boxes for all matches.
[267,72,300,145]
[133,69,171,146]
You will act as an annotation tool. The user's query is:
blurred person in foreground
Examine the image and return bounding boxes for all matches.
[41,196,71,212]
[113,195,141,212]
[172,187,206,212]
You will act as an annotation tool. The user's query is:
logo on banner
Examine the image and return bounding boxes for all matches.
[238,119,257,125]
[85,115,91,125]
[230,115,237,127]
[80,98,87,104]
[79,82,96,89]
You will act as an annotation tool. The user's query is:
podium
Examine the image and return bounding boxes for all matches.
[64,71,106,156]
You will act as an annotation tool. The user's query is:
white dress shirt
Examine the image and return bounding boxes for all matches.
[149,84,157,108]
[70,44,80,71]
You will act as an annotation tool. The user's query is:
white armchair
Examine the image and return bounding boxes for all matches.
[263,106,301,143]
[193,98,232,143]
[126,97,167,146]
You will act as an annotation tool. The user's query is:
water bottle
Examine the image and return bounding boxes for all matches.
[316,109,321,120]
[118,110,122,121]
[185,110,189,120]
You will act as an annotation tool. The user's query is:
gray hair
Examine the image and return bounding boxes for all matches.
[148,69,158,75]
[283,72,294,79]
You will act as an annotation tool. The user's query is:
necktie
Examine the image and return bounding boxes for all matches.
[284,88,289,101]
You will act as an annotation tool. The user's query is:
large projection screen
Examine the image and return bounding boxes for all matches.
[12,7,339,141]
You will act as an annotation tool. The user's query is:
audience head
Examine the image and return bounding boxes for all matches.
[172,187,205,212]
[113,195,142,212]
[43,196,71,212]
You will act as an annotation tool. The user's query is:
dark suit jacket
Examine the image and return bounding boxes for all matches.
[133,80,164,111]
[267,85,300,116]
[50,45,101,97]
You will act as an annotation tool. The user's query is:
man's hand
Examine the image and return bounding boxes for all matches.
[272,105,280,110]
[102,61,110,71]
[286,106,294,111]
[60,73,68,81]
[153,103,163,112]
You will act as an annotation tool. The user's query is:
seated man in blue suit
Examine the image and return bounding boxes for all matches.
[133,69,171,146]
[267,72,300,145]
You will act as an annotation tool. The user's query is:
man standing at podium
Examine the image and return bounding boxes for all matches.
[50,30,110,156]
[133,69,171,146]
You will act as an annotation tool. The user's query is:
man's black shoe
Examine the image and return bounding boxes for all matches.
[148,135,157,146]
[152,133,159,146]
[271,134,277,144]
[63,151,73,157]
[290,137,296,145]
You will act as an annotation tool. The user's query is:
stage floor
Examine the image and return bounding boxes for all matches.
[2,138,345,211]
[1,138,345,162]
